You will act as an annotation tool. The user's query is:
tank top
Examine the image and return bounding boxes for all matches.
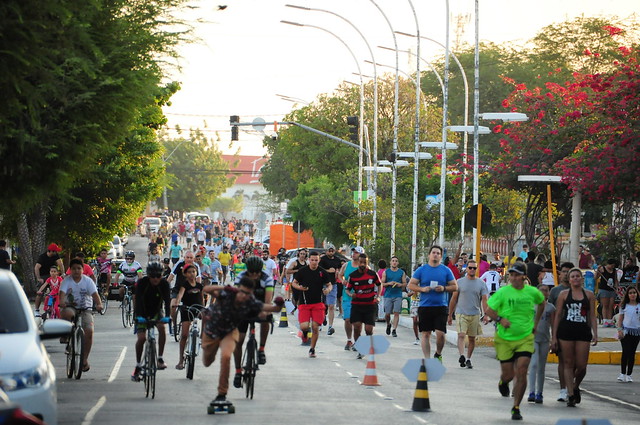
[561,289,590,325]
[597,267,616,291]
[342,261,359,300]
[383,268,404,298]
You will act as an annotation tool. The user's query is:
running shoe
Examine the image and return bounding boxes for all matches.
[356,353,363,360]
[413,338,420,345]
[157,359,167,370]
[131,367,142,382]
[34,310,41,318]
[557,388,568,401]
[386,323,391,335]
[535,393,543,404]
[466,359,473,369]
[327,327,335,336]
[434,353,442,363]
[499,380,510,397]
[344,341,353,351]
[527,392,535,403]
[258,350,266,365]
[392,329,397,337]
[574,387,581,404]
[233,373,242,388]
[309,348,316,358]
[511,407,522,420]
[626,375,633,382]
[617,373,626,382]
[567,395,576,407]
[459,355,466,368]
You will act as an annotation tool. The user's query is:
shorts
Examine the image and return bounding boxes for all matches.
[456,314,483,337]
[410,300,419,318]
[336,282,343,299]
[557,322,592,342]
[384,297,403,314]
[598,288,616,299]
[298,302,325,325]
[98,273,109,285]
[63,307,94,330]
[325,285,337,305]
[350,304,377,326]
[494,333,534,362]
[221,265,228,275]
[171,257,180,265]
[418,306,448,333]
[238,314,272,334]
[342,298,352,320]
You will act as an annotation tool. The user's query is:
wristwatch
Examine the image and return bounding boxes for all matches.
[496,316,503,324]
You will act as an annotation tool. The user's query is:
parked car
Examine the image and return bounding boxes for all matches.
[0,270,72,425]
[109,235,125,259]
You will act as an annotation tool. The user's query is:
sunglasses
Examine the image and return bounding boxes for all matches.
[467,267,477,270]
[148,273,162,278]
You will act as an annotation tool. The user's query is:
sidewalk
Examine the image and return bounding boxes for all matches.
[397,313,638,365]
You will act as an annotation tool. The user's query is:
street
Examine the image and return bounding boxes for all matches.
[44,236,639,425]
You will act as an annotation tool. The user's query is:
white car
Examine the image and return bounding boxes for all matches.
[0,270,72,424]
[109,235,125,259]
[142,216,162,234]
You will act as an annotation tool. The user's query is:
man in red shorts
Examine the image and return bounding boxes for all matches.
[291,251,332,358]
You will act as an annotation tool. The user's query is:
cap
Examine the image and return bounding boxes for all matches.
[352,246,364,254]
[326,244,335,250]
[47,243,61,252]
[508,262,527,275]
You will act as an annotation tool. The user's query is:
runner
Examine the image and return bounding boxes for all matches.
[218,246,232,284]
[483,262,545,421]
[338,247,364,351]
[318,245,343,336]
[290,251,332,357]
[381,256,408,337]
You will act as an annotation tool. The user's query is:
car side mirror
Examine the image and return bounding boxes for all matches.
[39,319,72,340]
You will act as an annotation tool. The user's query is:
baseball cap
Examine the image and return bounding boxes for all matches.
[326,244,335,250]
[508,262,527,275]
[47,243,61,252]
[352,246,364,254]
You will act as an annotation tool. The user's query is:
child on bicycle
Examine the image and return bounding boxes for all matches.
[201,277,284,407]
[37,265,62,319]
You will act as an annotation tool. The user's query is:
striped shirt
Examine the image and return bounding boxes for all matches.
[346,269,380,305]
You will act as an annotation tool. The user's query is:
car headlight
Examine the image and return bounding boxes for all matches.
[0,361,49,392]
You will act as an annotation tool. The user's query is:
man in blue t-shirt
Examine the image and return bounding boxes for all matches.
[408,245,458,360]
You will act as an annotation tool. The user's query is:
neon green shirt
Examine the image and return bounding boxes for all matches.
[487,284,544,341]
[233,262,247,275]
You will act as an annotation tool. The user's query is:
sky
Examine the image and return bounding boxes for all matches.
[162,0,638,155]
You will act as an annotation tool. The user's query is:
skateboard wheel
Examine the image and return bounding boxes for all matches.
[228,406,235,414]
[207,406,216,415]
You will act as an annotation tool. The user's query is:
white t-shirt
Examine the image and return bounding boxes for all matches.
[480,270,502,293]
[61,275,97,309]
[621,303,640,331]
[541,272,555,287]
[197,230,206,242]
[262,258,277,278]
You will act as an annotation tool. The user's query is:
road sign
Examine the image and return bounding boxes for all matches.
[280,202,288,213]
[402,358,446,382]
[252,117,266,132]
[354,335,390,355]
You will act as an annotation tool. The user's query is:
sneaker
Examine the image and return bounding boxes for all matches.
[351,345,358,352]
[309,348,316,358]
[258,350,266,365]
[323,318,327,326]
[157,359,167,370]
[499,380,510,397]
[327,327,335,336]
[535,393,543,404]
[131,367,141,382]
[233,373,242,388]
[459,355,466,368]
[356,353,363,360]
[413,338,420,345]
[626,375,633,383]
[434,353,442,363]
[574,387,581,404]
[618,373,626,382]
[34,310,41,318]
[527,392,535,403]
[344,341,353,351]
[557,388,568,402]
[511,407,522,420]
[213,394,227,405]
[567,395,576,407]
[386,323,391,335]
[392,329,397,337]
[466,359,473,369]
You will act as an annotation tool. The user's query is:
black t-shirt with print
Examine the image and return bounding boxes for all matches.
[179,281,203,307]
[294,265,329,304]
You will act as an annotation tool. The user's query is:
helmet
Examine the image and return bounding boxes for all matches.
[125,250,135,259]
[146,262,163,276]
[245,256,264,273]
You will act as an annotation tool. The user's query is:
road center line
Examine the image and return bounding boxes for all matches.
[81,396,106,425]
[108,346,127,383]
[412,415,428,423]
[373,390,385,398]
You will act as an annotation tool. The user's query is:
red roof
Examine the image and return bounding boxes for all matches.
[222,155,267,185]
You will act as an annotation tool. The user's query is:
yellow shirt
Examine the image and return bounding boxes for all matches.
[218,252,232,266]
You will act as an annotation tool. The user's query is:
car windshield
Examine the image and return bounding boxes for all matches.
[0,282,29,333]
[113,236,121,245]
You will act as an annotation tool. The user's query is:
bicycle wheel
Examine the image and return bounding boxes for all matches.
[146,341,157,398]
[100,293,108,315]
[126,297,133,327]
[186,330,197,380]
[73,327,84,379]
[66,335,74,379]
[121,296,128,328]
[243,339,256,399]
[173,310,181,342]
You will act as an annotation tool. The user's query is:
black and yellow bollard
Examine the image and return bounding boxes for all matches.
[278,306,288,328]
[411,361,431,412]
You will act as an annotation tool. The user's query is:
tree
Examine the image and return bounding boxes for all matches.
[162,130,233,212]
[211,196,244,218]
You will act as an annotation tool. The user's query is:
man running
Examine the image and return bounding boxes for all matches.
[447,260,489,369]
[345,253,381,359]
[319,245,343,335]
[218,246,232,284]
[132,262,171,380]
[338,247,364,351]
[202,277,284,407]
[483,262,545,421]
[291,251,332,357]
[408,245,458,361]
[381,256,407,337]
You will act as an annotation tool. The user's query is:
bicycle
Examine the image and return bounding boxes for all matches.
[120,285,133,328]
[65,307,93,380]
[183,304,205,380]
[240,317,273,399]
[136,317,169,399]
[171,306,181,342]
[41,292,59,321]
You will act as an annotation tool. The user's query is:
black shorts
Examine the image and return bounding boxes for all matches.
[557,322,592,342]
[336,282,343,299]
[350,304,377,326]
[418,306,448,333]
[98,273,109,285]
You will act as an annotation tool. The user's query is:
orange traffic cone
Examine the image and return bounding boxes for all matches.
[278,306,288,327]
[361,345,381,386]
[411,361,431,411]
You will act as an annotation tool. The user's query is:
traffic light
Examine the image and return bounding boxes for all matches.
[346,116,359,142]
[230,115,239,141]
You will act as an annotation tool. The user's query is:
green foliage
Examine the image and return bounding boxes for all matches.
[211,196,244,216]
[162,130,233,212]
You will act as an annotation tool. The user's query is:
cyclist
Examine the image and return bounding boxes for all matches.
[115,251,143,301]
[132,262,171,381]
[37,265,62,319]
[167,251,201,331]
[59,258,103,372]
[201,277,284,407]
[175,264,204,370]
[96,248,112,293]
[232,256,274,387]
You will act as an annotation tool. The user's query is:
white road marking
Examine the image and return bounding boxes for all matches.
[108,346,127,383]
[81,396,106,425]
[393,403,404,410]
[547,377,640,410]
[374,390,385,398]
[412,415,428,423]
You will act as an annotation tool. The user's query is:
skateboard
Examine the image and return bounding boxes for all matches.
[207,400,235,414]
